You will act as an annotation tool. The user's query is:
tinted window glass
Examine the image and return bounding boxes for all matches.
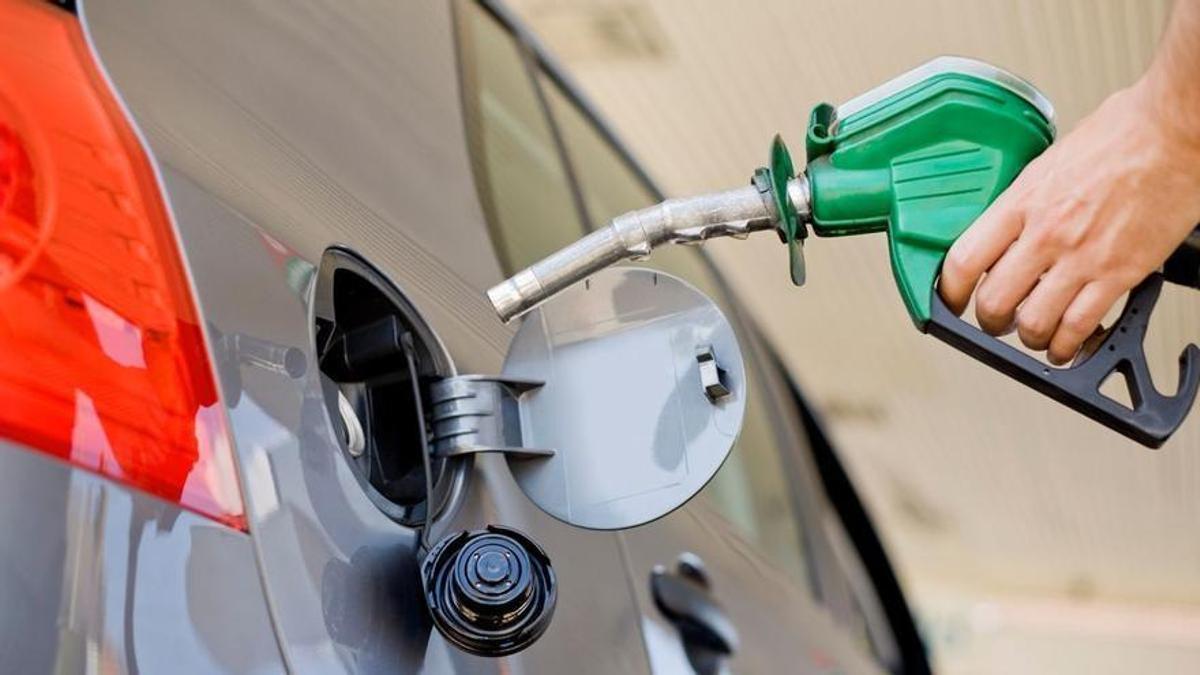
[541,76,811,586]
[456,2,585,273]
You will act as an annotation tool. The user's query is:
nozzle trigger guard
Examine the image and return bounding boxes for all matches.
[925,273,1200,448]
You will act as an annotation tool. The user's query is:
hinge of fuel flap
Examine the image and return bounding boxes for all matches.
[429,376,556,460]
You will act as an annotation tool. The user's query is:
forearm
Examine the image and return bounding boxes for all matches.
[1142,0,1200,153]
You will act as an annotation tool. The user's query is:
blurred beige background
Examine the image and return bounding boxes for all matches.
[504,1,1200,672]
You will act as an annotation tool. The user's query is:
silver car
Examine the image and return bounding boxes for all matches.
[0,0,927,672]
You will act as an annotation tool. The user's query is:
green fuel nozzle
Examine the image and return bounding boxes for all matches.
[788,61,1055,327]
[486,56,1200,448]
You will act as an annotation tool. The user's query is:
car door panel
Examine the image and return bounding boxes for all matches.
[531,60,893,673]
[621,506,885,675]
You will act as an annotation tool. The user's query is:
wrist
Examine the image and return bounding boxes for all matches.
[1136,57,1200,161]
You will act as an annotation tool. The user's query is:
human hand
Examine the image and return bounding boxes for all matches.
[938,80,1200,365]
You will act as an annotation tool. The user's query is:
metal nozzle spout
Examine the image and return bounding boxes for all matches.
[486,180,803,323]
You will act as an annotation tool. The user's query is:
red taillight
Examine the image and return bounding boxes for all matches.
[0,0,245,529]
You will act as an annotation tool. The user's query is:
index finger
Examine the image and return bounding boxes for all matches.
[937,190,1026,315]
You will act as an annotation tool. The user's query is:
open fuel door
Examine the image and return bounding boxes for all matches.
[433,267,747,530]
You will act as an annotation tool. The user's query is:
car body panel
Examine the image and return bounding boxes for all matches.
[0,441,284,674]
[616,324,885,674]
[60,0,915,672]
[80,1,650,672]
[621,506,883,674]
[80,0,511,375]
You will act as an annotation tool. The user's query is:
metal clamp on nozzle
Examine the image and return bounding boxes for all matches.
[487,178,808,323]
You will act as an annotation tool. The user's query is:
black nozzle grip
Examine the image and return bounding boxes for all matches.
[926,273,1200,448]
[1163,225,1200,290]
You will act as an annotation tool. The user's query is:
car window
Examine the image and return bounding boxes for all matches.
[540,74,813,588]
[456,1,586,274]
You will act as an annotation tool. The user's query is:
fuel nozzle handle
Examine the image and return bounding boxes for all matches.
[487,182,800,323]
[797,56,1199,447]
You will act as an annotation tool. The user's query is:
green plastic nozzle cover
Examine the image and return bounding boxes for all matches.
[802,72,1054,327]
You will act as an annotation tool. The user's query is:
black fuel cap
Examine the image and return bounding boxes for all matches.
[421,525,556,657]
